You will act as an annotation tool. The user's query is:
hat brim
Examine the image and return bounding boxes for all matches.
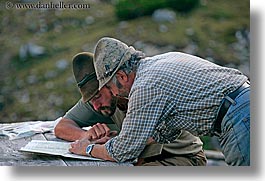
[80,80,99,103]
[72,52,99,102]
[98,47,135,90]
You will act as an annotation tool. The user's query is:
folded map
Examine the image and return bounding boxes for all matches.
[19,140,102,161]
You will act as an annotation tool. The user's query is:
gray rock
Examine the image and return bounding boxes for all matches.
[44,70,57,79]
[28,43,45,57]
[56,59,69,70]
[152,9,176,23]
[85,16,95,25]
[27,75,38,84]
[19,43,45,60]
[185,28,194,36]
[183,42,198,55]
[19,44,28,60]
[45,81,54,89]
[118,21,129,29]
[158,24,168,33]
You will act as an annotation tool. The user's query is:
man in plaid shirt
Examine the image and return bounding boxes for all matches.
[55,52,207,166]
[70,37,250,166]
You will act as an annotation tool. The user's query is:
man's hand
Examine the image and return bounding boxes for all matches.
[69,137,115,161]
[146,137,156,145]
[85,123,117,140]
[69,138,91,156]
[69,135,115,156]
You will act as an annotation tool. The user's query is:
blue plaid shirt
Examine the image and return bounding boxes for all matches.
[105,52,248,162]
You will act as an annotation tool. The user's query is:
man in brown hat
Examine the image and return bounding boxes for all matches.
[69,37,250,166]
[55,52,207,166]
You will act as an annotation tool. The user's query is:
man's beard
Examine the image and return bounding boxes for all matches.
[116,97,128,112]
[114,78,129,98]
[97,98,117,117]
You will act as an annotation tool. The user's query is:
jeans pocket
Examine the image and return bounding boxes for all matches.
[219,115,250,165]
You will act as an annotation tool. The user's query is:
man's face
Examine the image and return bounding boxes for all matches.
[90,86,117,117]
[106,78,129,98]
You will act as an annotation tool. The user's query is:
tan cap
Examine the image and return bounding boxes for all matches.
[72,52,98,102]
[93,37,137,90]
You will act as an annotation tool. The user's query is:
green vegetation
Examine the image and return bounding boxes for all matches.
[115,0,200,20]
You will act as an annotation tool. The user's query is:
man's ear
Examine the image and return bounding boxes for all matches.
[116,70,128,83]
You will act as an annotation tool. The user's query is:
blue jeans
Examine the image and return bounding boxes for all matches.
[218,87,250,166]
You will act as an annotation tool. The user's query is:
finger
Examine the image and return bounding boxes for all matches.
[91,124,102,139]
[70,140,79,147]
[95,123,111,137]
[146,137,156,145]
[101,123,111,136]
[87,135,92,140]
[94,136,111,144]
[109,131,118,137]
[86,128,97,140]
[69,143,75,152]
[93,123,108,138]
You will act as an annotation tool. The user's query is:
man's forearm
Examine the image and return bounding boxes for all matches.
[91,144,115,162]
[54,118,86,141]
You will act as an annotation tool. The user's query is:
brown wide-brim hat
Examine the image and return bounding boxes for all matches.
[72,52,98,102]
[94,37,137,91]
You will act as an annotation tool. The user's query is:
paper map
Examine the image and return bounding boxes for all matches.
[19,140,102,161]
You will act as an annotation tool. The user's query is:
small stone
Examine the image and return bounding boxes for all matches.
[152,9,176,23]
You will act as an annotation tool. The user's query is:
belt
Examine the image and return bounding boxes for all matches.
[213,81,250,136]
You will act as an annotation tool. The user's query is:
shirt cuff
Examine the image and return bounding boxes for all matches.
[105,138,138,163]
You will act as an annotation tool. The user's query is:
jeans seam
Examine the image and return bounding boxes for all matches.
[226,100,250,119]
